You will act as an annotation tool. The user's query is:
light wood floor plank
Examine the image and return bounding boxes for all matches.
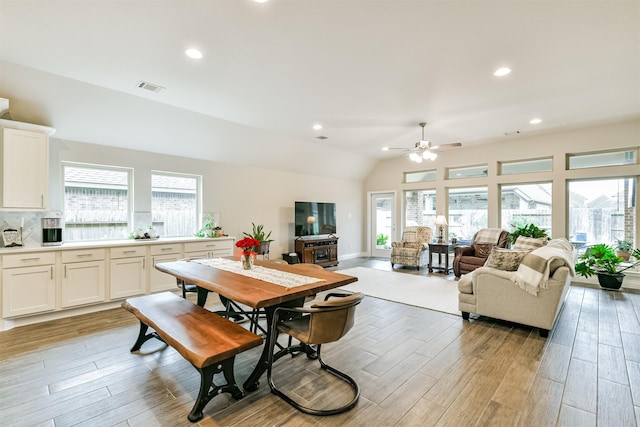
[1,257,639,426]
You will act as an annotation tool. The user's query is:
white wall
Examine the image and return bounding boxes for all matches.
[365,118,640,244]
[48,139,364,259]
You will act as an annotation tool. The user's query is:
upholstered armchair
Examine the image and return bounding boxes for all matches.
[390,226,432,270]
[453,228,510,277]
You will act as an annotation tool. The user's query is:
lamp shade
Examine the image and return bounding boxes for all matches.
[307,216,316,224]
[435,215,448,226]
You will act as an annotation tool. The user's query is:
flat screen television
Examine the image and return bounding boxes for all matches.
[295,201,337,237]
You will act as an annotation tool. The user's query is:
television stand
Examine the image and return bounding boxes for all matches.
[295,236,338,267]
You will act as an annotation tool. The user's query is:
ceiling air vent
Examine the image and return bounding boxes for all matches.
[136,81,165,93]
[316,136,328,140]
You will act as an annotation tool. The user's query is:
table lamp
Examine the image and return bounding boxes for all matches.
[435,215,448,243]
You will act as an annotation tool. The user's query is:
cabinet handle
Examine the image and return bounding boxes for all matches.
[21,257,40,262]
[206,244,217,248]
[143,258,146,269]
[122,250,137,254]
[50,266,53,280]
[77,254,92,258]
[161,247,174,251]
[41,195,44,208]
[64,265,67,278]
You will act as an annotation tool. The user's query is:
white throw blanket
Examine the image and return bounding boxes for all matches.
[511,238,575,296]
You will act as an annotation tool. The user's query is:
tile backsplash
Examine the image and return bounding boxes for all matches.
[0,211,63,248]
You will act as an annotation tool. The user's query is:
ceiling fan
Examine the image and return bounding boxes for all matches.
[385,122,462,163]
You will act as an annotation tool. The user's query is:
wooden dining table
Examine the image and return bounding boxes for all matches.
[155,259,358,391]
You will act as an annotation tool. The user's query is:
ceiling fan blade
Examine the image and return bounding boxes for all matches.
[430,142,462,150]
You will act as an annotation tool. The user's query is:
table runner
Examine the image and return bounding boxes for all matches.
[193,258,324,289]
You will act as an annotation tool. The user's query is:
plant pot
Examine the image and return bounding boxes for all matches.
[615,251,630,261]
[597,272,624,290]
[257,241,270,256]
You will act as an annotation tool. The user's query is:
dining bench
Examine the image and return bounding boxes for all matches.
[121,291,263,422]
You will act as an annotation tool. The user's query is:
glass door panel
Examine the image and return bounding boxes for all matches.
[371,192,394,257]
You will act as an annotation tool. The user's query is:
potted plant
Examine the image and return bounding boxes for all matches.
[575,243,640,290]
[195,214,216,238]
[615,239,633,261]
[243,223,273,255]
[509,223,549,245]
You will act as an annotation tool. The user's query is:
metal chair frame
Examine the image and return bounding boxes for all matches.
[266,292,363,416]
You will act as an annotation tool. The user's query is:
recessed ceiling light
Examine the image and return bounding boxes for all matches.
[529,118,542,124]
[254,0,269,3]
[185,48,203,59]
[382,147,389,151]
[313,124,322,130]
[494,67,511,77]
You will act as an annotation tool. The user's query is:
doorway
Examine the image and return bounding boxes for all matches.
[370,192,395,257]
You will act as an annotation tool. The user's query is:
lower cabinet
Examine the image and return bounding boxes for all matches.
[110,247,146,299]
[61,250,106,308]
[2,253,56,317]
[150,254,182,292]
[184,239,234,259]
[0,238,235,320]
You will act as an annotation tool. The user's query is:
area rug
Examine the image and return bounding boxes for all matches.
[336,266,460,316]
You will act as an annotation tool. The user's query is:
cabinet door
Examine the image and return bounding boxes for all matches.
[2,265,55,317]
[2,128,48,209]
[110,257,146,299]
[149,254,182,292]
[61,261,106,308]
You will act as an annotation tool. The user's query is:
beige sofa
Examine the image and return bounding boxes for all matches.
[457,239,574,337]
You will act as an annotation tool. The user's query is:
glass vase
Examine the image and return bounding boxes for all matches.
[241,252,255,270]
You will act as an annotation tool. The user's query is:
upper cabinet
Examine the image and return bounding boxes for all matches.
[0,119,55,210]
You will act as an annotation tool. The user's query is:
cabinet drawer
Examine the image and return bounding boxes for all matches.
[184,240,233,253]
[62,249,106,263]
[110,246,147,259]
[150,244,182,256]
[3,252,56,268]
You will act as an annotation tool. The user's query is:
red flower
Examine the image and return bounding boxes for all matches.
[235,237,260,254]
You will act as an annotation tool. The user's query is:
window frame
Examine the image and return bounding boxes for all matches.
[151,170,202,238]
[62,161,134,242]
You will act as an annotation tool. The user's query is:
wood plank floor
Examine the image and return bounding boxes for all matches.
[1,257,639,426]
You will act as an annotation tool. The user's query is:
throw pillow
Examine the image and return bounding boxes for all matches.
[485,247,529,271]
[473,243,494,258]
[512,236,547,251]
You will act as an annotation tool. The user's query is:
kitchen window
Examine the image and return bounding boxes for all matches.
[63,162,132,241]
[151,171,200,237]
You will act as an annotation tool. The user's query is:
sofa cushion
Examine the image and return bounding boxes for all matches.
[485,248,529,271]
[473,243,493,258]
[512,236,547,251]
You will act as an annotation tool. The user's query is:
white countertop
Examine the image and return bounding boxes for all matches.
[0,236,235,255]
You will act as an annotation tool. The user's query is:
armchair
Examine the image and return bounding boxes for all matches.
[453,228,510,277]
[390,226,432,270]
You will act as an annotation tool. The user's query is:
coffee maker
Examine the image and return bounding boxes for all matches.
[42,217,63,246]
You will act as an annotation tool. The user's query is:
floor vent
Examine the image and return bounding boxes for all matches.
[136,81,165,93]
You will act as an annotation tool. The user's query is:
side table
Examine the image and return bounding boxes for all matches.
[428,242,453,274]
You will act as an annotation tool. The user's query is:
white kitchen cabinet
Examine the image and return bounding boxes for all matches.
[61,249,106,308]
[109,246,146,299]
[184,238,234,259]
[2,252,56,317]
[149,243,183,292]
[0,119,55,209]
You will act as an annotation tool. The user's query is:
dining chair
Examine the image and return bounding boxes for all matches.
[266,291,364,415]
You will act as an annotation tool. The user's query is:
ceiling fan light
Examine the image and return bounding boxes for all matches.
[428,152,438,161]
[409,152,420,162]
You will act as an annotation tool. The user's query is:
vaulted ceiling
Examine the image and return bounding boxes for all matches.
[1,1,639,180]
